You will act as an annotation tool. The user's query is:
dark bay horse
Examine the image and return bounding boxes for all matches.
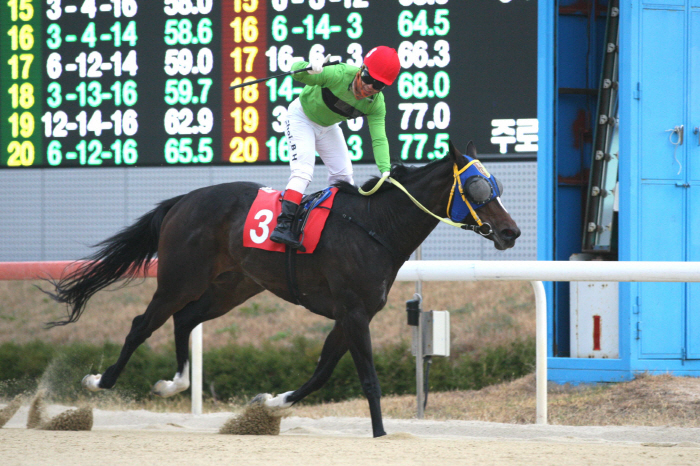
[48,141,520,437]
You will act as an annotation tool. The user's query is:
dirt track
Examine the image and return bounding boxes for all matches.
[2,406,700,466]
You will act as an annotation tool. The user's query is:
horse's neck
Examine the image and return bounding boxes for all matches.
[377,163,454,256]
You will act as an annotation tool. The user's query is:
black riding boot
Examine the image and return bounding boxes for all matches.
[270,200,302,248]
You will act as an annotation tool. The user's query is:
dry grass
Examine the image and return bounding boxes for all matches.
[38,372,699,429]
[0,279,534,354]
[291,373,700,428]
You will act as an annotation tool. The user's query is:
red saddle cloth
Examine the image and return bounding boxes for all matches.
[243,187,338,254]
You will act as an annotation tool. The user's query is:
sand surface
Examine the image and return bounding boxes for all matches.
[2,405,700,465]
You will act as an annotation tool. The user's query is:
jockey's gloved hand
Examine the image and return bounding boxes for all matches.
[309,54,331,75]
[381,172,390,178]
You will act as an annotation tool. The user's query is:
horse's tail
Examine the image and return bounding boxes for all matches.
[45,194,186,328]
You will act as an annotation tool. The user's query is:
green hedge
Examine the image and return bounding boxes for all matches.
[0,338,534,403]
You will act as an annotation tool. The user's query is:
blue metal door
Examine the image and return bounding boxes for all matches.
[687,6,700,359]
[637,4,688,359]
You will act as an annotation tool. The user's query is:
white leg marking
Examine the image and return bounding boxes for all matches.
[81,374,103,392]
[152,361,190,397]
[264,390,295,409]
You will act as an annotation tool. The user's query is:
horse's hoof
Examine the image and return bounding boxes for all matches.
[152,379,188,398]
[263,391,294,409]
[249,393,272,406]
[81,374,103,392]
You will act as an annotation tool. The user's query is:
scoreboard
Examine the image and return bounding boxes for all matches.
[0,0,536,168]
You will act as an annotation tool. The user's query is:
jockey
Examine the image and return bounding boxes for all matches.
[270,45,401,248]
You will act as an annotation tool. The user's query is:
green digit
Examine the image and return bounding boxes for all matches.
[123,139,138,164]
[271,16,288,42]
[87,140,103,166]
[47,140,62,166]
[301,14,314,41]
[122,21,138,46]
[76,82,87,106]
[434,71,450,98]
[81,22,97,47]
[197,18,213,44]
[347,135,363,161]
[434,9,450,36]
[413,133,428,160]
[266,78,278,102]
[123,80,138,106]
[178,79,193,105]
[266,136,278,162]
[87,81,102,107]
[397,72,412,99]
[197,138,213,163]
[46,23,62,49]
[278,76,295,102]
[346,12,362,39]
[110,22,122,47]
[164,19,179,45]
[111,139,122,164]
[315,13,331,40]
[178,19,193,45]
[413,10,428,36]
[164,79,179,105]
[47,82,62,108]
[413,72,428,99]
[111,81,123,106]
[76,139,87,165]
[398,11,413,37]
[197,78,212,104]
[398,134,414,160]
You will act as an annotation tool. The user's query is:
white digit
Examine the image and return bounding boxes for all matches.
[271,105,287,133]
[250,209,273,244]
[347,43,363,67]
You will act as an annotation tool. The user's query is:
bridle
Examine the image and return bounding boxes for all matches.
[358,159,502,237]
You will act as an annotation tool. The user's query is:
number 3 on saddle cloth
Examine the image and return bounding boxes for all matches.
[243,187,338,253]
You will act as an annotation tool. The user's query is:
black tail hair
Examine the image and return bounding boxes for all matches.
[44,195,185,328]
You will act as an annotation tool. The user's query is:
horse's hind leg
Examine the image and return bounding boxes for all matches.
[153,274,264,397]
[82,264,211,391]
[263,322,349,408]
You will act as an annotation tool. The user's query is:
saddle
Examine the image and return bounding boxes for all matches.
[288,188,335,252]
[243,187,337,254]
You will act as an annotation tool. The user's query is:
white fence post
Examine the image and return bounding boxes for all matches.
[191,323,203,415]
[531,280,547,425]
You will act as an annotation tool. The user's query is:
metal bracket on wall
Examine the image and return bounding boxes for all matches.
[582,0,620,254]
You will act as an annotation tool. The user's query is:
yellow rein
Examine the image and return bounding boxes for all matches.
[357,164,485,230]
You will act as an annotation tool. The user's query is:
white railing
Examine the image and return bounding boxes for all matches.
[4,260,700,424]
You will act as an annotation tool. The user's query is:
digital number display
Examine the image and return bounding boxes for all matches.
[0,0,536,168]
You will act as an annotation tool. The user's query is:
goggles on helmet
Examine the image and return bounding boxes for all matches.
[360,67,386,90]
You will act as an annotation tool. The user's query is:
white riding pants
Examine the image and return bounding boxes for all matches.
[284,98,354,194]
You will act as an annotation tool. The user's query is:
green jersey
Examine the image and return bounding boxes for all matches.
[291,61,391,173]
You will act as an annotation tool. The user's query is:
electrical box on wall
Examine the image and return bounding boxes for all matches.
[411,310,451,357]
[570,281,619,358]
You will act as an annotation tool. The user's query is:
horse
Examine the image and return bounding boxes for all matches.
[47,141,520,438]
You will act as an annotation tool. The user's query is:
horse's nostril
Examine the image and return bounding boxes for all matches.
[502,228,520,240]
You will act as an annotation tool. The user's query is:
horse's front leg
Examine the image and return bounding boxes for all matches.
[339,309,386,438]
[263,322,349,409]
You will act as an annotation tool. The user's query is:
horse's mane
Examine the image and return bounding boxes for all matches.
[333,158,448,196]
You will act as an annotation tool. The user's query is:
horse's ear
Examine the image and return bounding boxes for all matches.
[448,140,466,168]
[465,141,478,158]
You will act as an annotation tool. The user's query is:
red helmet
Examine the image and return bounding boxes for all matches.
[363,46,401,86]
